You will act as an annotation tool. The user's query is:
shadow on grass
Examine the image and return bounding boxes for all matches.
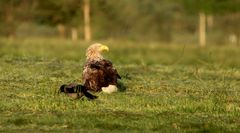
[117,81,127,92]
[95,122,140,131]
[6,118,32,126]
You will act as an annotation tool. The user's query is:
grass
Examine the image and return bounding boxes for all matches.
[0,38,240,132]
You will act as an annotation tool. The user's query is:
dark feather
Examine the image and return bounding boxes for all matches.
[83,59,121,92]
[59,83,97,99]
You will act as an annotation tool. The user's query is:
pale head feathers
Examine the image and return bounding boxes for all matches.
[86,43,109,61]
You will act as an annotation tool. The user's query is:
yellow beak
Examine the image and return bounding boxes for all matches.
[100,45,109,52]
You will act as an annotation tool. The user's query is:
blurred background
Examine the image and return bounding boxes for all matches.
[0,0,239,46]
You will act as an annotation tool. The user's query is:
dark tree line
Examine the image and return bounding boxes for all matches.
[0,0,239,45]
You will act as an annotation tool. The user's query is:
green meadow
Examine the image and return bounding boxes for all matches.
[0,38,239,132]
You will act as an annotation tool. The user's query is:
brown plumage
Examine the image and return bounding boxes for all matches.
[82,43,121,92]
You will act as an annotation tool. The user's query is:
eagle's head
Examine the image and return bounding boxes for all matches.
[86,43,109,61]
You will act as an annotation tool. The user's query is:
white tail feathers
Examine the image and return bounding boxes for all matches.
[102,85,118,94]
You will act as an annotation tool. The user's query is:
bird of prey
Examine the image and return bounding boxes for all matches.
[82,43,121,93]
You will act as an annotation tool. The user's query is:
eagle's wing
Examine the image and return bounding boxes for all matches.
[83,60,108,91]
[101,59,121,84]
[82,59,121,92]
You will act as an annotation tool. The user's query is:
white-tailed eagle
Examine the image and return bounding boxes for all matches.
[82,43,121,93]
